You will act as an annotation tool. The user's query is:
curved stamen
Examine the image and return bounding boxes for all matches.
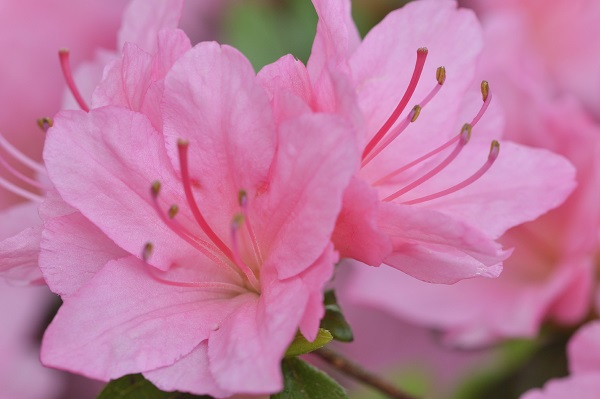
[231,214,261,293]
[177,140,234,262]
[362,48,428,159]
[0,155,48,190]
[238,190,263,264]
[470,81,492,127]
[0,133,46,175]
[0,176,43,202]
[361,106,419,168]
[383,125,471,202]
[150,182,243,280]
[362,66,446,168]
[401,140,500,205]
[58,49,90,112]
[142,242,246,294]
[372,124,470,186]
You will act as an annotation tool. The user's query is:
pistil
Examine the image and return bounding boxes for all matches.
[58,49,90,112]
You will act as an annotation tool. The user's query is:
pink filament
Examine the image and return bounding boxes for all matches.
[362,74,444,168]
[239,193,263,264]
[383,130,470,202]
[177,141,234,262]
[59,49,90,112]
[0,133,46,175]
[362,48,428,160]
[150,192,242,280]
[144,264,247,294]
[230,220,261,292]
[471,88,492,127]
[402,141,500,205]
[0,155,48,190]
[0,176,43,202]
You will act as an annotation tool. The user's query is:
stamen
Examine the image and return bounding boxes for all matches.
[230,214,261,292]
[470,81,492,127]
[0,154,48,190]
[238,190,263,264]
[177,140,234,262]
[37,117,54,132]
[0,133,46,175]
[402,140,500,205]
[362,48,428,159]
[58,49,90,112]
[362,105,420,167]
[168,204,179,219]
[0,176,43,202]
[373,124,470,186]
[142,241,246,294]
[383,125,471,202]
[150,181,242,280]
[362,66,446,168]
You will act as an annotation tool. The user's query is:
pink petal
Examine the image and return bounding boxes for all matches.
[118,0,184,53]
[145,341,230,398]
[307,0,360,82]
[0,224,42,285]
[297,243,337,341]
[378,203,506,284]
[208,267,306,394]
[413,141,577,238]
[350,1,482,145]
[40,212,127,298]
[254,114,358,279]
[44,107,196,269]
[332,178,392,266]
[162,42,277,242]
[569,321,600,375]
[521,375,600,399]
[41,256,250,381]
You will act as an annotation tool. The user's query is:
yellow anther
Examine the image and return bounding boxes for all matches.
[410,105,422,122]
[481,81,490,102]
[168,205,179,219]
[151,180,161,197]
[436,66,446,85]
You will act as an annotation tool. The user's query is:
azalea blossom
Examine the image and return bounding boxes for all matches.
[40,37,356,396]
[259,0,575,284]
[521,321,600,399]
[343,0,600,347]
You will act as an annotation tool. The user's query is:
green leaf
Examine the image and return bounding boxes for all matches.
[320,290,354,342]
[271,357,349,399]
[97,374,212,399]
[285,328,333,358]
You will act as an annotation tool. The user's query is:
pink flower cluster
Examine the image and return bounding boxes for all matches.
[0,0,585,397]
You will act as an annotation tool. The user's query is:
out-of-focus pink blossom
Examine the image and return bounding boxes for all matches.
[260,0,575,284]
[345,0,600,347]
[462,0,600,118]
[40,35,356,395]
[521,321,600,399]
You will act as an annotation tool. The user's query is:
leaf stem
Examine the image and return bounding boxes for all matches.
[314,347,419,399]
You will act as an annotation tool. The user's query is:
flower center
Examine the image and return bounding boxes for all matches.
[146,140,262,295]
[361,48,499,205]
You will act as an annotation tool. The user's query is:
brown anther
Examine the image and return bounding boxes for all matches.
[436,66,446,85]
[481,81,490,102]
[238,189,248,207]
[151,181,161,197]
[37,117,54,131]
[489,140,500,158]
[460,123,473,143]
[232,213,245,229]
[410,105,422,122]
[142,242,154,261]
[168,205,179,219]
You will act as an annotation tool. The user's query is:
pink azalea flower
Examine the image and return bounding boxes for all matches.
[0,0,188,284]
[259,0,576,283]
[344,0,600,347]
[40,39,357,397]
[521,321,600,399]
